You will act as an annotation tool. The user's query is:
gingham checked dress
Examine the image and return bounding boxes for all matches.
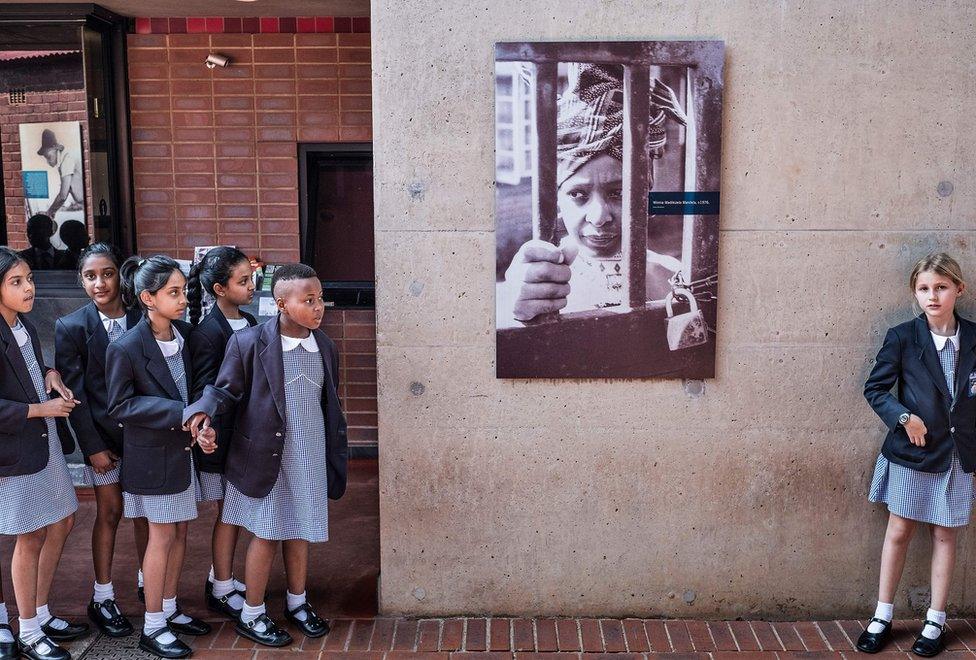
[122,331,201,523]
[869,329,976,527]
[84,314,126,487]
[0,319,78,535]
[221,336,329,542]
[197,316,251,502]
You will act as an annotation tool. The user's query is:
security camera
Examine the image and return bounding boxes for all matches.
[205,53,230,69]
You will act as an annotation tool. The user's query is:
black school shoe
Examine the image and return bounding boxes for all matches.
[17,635,70,660]
[912,621,946,657]
[165,608,211,636]
[40,616,90,642]
[0,625,16,660]
[88,598,134,637]
[284,602,330,638]
[206,589,243,621]
[138,627,192,659]
[856,618,892,653]
[235,613,293,647]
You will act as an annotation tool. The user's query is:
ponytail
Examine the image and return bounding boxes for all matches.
[119,254,182,313]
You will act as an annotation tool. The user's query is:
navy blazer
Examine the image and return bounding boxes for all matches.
[0,314,73,477]
[864,314,976,473]
[187,306,257,473]
[55,302,143,461]
[183,315,348,500]
[105,317,196,495]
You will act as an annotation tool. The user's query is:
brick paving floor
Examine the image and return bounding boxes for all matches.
[63,616,976,658]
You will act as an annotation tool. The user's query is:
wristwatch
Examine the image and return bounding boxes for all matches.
[898,412,911,426]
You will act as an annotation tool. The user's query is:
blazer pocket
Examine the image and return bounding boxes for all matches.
[226,431,252,478]
[123,444,167,489]
[0,432,20,467]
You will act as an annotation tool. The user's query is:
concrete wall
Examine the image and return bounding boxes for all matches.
[371,1,976,618]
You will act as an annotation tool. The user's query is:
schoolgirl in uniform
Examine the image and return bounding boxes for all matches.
[106,255,216,659]
[0,246,87,660]
[858,253,976,658]
[186,246,256,619]
[55,243,147,637]
[185,263,348,647]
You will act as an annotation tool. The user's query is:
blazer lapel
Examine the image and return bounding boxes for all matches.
[1,316,39,403]
[211,306,233,342]
[915,315,952,401]
[258,315,287,421]
[139,319,183,401]
[954,318,976,405]
[84,303,109,371]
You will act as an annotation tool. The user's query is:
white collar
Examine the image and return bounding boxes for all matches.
[98,310,127,333]
[156,328,184,357]
[227,316,250,331]
[10,319,29,348]
[281,332,319,353]
[931,327,960,352]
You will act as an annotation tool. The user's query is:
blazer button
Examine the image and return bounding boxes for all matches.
[276,432,282,437]
[171,427,176,431]
[118,423,123,428]
[271,452,279,457]
[951,427,956,433]
[41,433,47,438]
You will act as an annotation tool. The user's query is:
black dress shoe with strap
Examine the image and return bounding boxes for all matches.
[912,621,946,657]
[138,627,192,659]
[235,613,293,647]
[0,625,16,660]
[206,589,243,621]
[17,635,70,660]
[284,602,329,638]
[40,616,90,642]
[166,608,211,636]
[88,598,134,637]
[856,618,892,653]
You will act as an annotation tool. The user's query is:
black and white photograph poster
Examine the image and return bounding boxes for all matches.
[494,41,724,379]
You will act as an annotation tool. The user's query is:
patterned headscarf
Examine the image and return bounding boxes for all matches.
[556,64,670,188]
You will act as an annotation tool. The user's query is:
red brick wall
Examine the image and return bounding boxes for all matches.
[126,31,371,261]
[127,31,376,448]
[0,89,92,249]
[324,309,377,446]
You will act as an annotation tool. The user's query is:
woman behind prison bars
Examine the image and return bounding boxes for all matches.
[499,63,686,325]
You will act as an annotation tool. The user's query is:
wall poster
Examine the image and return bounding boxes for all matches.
[494,41,724,379]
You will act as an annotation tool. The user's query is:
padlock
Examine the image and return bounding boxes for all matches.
[664,287,708,351]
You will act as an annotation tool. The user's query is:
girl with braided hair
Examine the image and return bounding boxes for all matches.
[186,246,256,621]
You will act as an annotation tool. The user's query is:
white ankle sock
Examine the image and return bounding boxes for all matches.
[233,577,246,593]
[162,597,192,624]
[867,601,894,633]
[286,590,307,620]
[144,610,176,644]
[94,580,115,603]
[138,569,144,588]
[922,608,947,640]
[208,566,215,584]
[212,577,245,610]
[241,602,267,632]
[35,604,68,631]
[18,616,44,645]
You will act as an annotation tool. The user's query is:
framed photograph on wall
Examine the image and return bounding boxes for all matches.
[18,120,86,252]
[494,41,724,379]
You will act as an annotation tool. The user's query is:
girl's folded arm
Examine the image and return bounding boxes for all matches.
[106,342,184,431]
[864,327,910,431]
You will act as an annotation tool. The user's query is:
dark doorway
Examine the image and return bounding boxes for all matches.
[299,143,374,309]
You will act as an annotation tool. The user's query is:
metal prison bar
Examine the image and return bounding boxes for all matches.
[495,40,725,314]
